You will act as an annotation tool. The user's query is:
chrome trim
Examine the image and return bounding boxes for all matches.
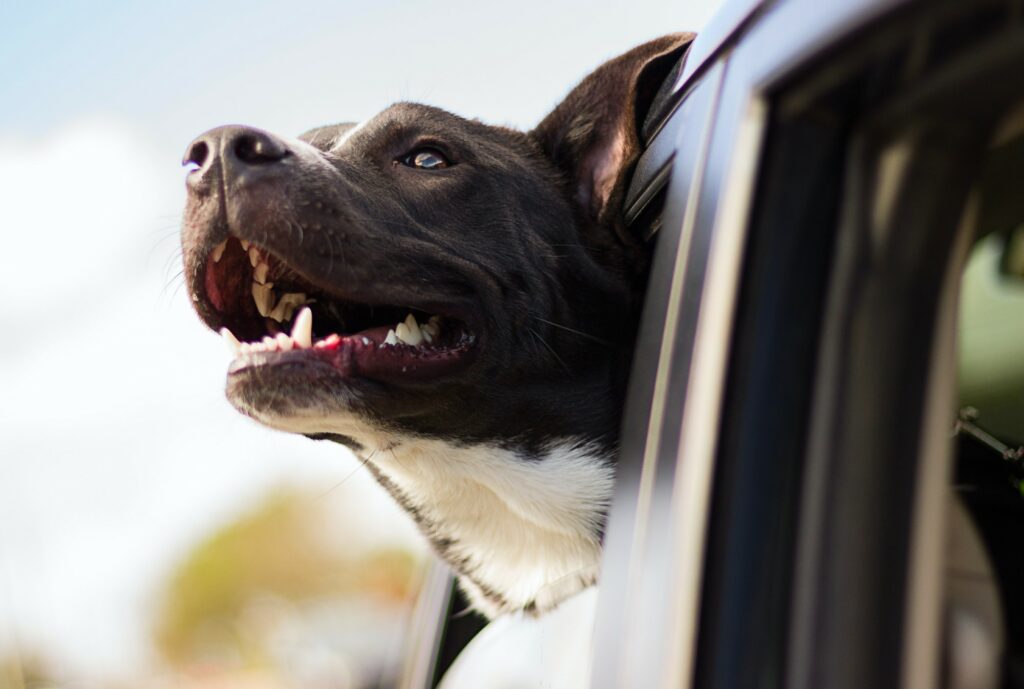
[593,63,726,689]
[660,95,768,689]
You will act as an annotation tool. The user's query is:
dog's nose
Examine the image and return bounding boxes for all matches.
[183,126,289,190]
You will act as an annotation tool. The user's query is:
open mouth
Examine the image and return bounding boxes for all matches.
[200,237,476,382]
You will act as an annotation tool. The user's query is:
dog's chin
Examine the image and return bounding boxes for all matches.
[223,338,477,440]
[226,370,374,448]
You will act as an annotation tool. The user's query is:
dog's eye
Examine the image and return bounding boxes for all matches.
[403,148,449,170]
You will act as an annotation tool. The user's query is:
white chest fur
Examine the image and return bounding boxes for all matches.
[364,437,614,617]
[254,410,614,617]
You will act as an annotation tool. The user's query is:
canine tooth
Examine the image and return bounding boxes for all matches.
[248,247,260,267]
[254,263,269,284]
[384,329,398,346]
[252,282,275,317]
[276,333,293,351]
[240,239,251,250]
[211,240,228,263]
[220,328,241,356]
[291,307,313,348]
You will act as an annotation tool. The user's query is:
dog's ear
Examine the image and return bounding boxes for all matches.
[532,33,695,228]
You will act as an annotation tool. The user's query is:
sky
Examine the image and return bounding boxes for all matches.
[0,0,722,681]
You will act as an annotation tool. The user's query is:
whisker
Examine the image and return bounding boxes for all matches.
[528,315,616,347]
[526,326,571,374]
[316,449,375,500]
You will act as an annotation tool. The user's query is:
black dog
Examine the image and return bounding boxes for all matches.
[180,33,694,618]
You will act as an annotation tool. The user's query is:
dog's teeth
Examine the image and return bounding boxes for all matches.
[262,336,276,348]
[252,282,275,317]
[405,313,424,334]
[211,240,228,263]
[268,301,288,323]
[220,327,241,357]
[254,263,269,284]
[270,292,306,324]
[291,307,313,348]
[384,329,399,346]
[362,337,371,345]
[421,320,439,342]
[405,313,425,345]
[248,247,260,267]
[396,314,423,346]
[279,292,307,308]
[240,239,251,250]
[276,333,293,351]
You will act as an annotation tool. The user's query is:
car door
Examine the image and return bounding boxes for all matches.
[596,1,1024,689]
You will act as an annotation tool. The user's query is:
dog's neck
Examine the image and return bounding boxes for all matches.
[358,434,614,617]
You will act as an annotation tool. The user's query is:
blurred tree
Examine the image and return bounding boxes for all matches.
[0,651,55,689]
[153,487,420,671]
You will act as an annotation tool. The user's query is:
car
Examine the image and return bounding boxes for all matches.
[395,0,1024,686]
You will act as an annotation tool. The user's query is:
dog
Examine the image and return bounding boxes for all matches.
[180,33,695,618]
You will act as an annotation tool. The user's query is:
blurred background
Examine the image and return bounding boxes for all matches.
[0,2,722,687]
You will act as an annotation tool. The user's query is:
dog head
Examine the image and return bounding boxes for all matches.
[180,33,694,455]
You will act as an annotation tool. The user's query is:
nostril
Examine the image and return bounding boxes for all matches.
[233,132,288,165]
[183,140,209,171]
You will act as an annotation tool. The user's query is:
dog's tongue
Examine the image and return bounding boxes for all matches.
[318,326,475,382]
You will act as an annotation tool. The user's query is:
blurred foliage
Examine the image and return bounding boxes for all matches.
[959,234,1024,445]
[1,652,53,689]
[153,487,420,670]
